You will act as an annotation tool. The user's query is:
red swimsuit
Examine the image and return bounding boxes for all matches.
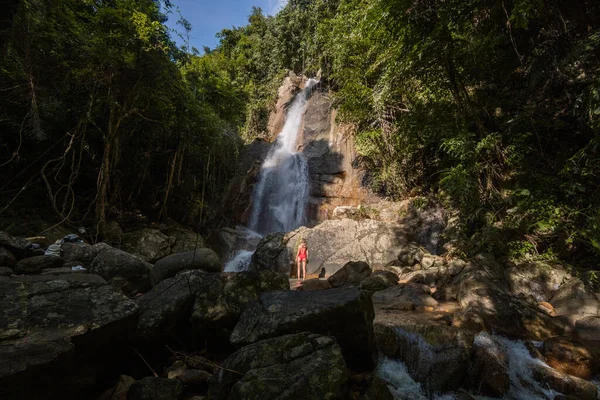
[298,245,307,261]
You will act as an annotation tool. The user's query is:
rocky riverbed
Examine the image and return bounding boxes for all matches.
[0,221,599,400]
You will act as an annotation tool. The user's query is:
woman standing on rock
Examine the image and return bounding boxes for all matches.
[296,239,308,281]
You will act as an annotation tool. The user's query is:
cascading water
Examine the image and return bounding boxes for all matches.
[224,78,319,272]
[249,78,318,234]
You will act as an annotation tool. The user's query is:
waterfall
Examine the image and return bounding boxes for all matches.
[249,78,318,235]
[224,77,318,272]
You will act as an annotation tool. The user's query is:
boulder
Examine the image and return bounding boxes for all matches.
[551,278,600,319]
[90,246,151,292]
[61,242,99,266]
[9,273,107,285]
[0,277,138,398]
[127,377,183,400]
[104,220,124,245]
[541,337,597,380]
[120,228,172,263]
[14,255,65,274]
[230,287,376,370]
[375,312,473,392]
[574,316,600,341]
[209,333,349,400]
[359,270,398,291]
[248,232,289,274]
[274,219,407,277]
[190,271,289,338]
[328,261,372,288]
[0,266,13,276]
[180,369,212,386]
[0,231,30,257]
[505,262,568,303]
[99,375,135,400]
[531,363,599,400]
[468,332,510,397]
[397,243,424,267]
[458,270,565,340]
[137,270,208,340]
[372,284,438,311]
[0,246,17,266]
[296,278,331,291]
[151,248,220,285]
[358,375,394,400]
[161,225,203,254]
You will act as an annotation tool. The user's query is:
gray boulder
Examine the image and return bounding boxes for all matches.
[127,377,183,400]
[248,232,289,274]
[150,248,220,285]
[0,267,14,276]
[574,316,600,341]
[360,270,399,291]
[230,287,376,370]
[327,261,372,288]
[120,228,172,263]
[0,231,30,257]
[0,246,17,266]
[551,278,600,319]
[137,270,209,340]
[190,271,289,337]
[505,262,568,302]
[90,246,151,292]
[14,255,65,274]
[209,333,349,400]
[372,284,438,311]
[0,277,138,397]
[161,225,203,254]
[274,219,407,277]
[61,242,99,266]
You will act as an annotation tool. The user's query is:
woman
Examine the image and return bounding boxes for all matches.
[296,239,309,281]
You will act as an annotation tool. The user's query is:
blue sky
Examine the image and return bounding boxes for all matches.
[164,0,288,52]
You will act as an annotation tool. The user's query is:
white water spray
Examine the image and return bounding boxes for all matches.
[249,78,319,235]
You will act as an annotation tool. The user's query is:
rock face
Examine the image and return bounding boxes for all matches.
[541,337,597,380]
[209,332,349,400]
[150,248,220,285]
[272,219,407,277]
[14,255,64,274]
[61,242,99,266]
[127,377,183,400]
[90,246,151,292]
[0,277,138,398]
[230,287,376,370]
[120,228,173,263]
[190,271,289,339]
[327,261,372,288]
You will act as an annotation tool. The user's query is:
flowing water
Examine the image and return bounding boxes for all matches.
[224,78,319,271]
[377,331,599,400]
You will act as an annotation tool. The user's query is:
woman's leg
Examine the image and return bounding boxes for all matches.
[301,259,307,281]
[296,257,301,280]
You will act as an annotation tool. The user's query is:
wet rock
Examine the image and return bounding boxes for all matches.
[372,284,438,311]
[327,260,372,288]
[230,287,376,370]
[468,332,510,396]
[0,266,13,276]
[542,337,597,380]
[375,312,473,392]
[551,278,600,319]
[297,278,331,291]
[505,262,568,303]
[120,228,172,263]
[531,363,599,400]
[90,246,151,292]
[209,333,349,400]
[127,377,183,400]
[190,271,289,339]
[61,242,99,266]
[0,232,30,257]
[360,270,399,291]
[0,246,17,266]
[358,375,394,400]
[14,255,64,274]
[151,248,220,285]
[137,270,208,340]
